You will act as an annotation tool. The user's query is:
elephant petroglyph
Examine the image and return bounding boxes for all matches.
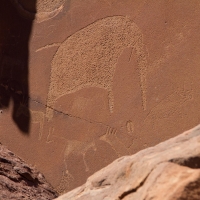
[45,16,148,120]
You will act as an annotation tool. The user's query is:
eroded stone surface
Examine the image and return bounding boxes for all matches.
[1,0,200,194]
[0,143,58,200]
[55,124,200,200]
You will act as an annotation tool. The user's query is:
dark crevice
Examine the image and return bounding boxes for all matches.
[118,174,149,199]
[0,157,12,164]
[92,178,111,189]
[178,177,200,200]
[0,172,20,183]
[169,156,200,169]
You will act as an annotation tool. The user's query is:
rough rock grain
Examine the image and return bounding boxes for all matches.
[55,124,200,200]
[0,143,58,200]
[1,0,200,194]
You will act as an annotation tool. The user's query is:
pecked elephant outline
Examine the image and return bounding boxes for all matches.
[45,15,148,121]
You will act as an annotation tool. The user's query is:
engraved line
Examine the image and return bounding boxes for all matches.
[36,42,62,52]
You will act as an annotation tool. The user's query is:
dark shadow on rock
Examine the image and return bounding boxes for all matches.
[0,0,36,133]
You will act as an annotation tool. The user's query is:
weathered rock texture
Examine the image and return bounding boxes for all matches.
[1,0,200,195]
[55,124,200,200]
[0,143,58,200]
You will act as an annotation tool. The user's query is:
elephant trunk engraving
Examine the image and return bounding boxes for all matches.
[45,16,148,120]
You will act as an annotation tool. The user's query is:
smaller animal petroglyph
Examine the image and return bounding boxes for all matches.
[143,82,193,130]
[16,99,45,140]
[56,170,74,194]
[100,127,129,157]
[45,16,148,121]
[49,129,97,172]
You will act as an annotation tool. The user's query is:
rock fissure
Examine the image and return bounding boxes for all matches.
[169,156,200,169]
[0,157,12,164]
[29,97,110,126]
[92,178,111,189]
[118,173,150,199]
[0,143,58,199]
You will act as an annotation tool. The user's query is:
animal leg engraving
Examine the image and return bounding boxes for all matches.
[82,152,89,172]
[80,141,96,172]
[46,127,54,143]
[31,110,44,140]
[45,16,148,120]
[83,153,89,172]
[64,140,96,172]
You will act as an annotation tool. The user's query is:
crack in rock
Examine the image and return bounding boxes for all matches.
[118,172,150,199]
[29,97,109,126]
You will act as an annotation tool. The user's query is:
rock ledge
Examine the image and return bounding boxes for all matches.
[0,143,58,200]
[56,124,200,200]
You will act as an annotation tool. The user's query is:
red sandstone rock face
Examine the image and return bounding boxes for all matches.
[0,143,58,200]
[55,125,200,200]
[1,0,200,194]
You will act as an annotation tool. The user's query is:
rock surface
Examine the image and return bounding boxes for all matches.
[55,124,200,200]
[0,143,58,200]
[1,0,200,194]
